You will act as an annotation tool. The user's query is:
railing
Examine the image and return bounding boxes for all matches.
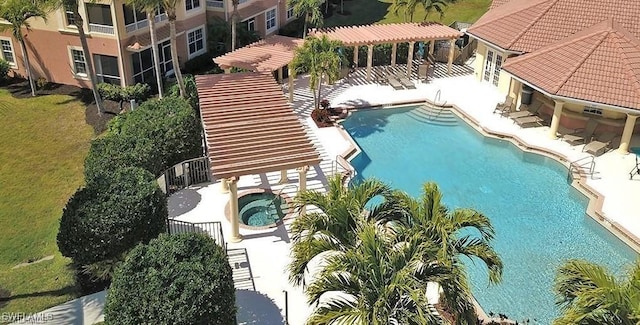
[454,38,477,65]
[125,20,148,33]
[568,156,595,180]
[157,157,210,196]
[630,156,639,180]
[155,13,167,22]
[275,183,299,197]
[89,23,114,35]
[167,219,225,250]
[206,0,224,8]
[333,154,356,185]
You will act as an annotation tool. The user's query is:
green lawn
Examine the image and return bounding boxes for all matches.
[325,0,491,27]
[0,89,93,316]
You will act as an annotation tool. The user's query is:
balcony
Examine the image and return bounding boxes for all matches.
[89,23,114,35]
[206,0,223,8]
[126,14,166,33]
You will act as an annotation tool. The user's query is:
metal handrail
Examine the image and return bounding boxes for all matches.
[275,183,299,197]
[630,156,639,180]
[569,156,595,179]
[334,154,355,183]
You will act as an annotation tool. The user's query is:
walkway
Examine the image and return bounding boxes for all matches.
[10,291,105,325]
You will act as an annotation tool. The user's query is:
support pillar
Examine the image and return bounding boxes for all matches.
[447,39,455,75]
[366,44,373,81]
[353,46,359,67]
[288,65,294,103]
[228,177,242,242]
[224,68,231,74]
[407,42,415,78]
[617,114,639,154]
[278,169,289,184]
[277,67,283,83]
[391,43,397,66]
[548,101,564,139]
[297,166,309,215]
[429,41,435,56]
[220,178,229,193]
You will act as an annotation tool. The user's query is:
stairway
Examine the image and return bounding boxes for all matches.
[407,104,458,126]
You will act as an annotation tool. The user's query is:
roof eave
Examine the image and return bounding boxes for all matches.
[466,31,523,55]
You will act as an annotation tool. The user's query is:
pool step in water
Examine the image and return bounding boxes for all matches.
[407,105,458,126]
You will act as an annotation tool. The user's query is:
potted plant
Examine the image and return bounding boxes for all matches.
[320,99,330,109]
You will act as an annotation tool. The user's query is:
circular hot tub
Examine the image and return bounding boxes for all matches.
[226,189,292,229]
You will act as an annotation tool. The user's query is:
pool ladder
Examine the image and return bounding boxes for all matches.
[568,156,596,180]
[274,183,299,198]
[332,154,356,185]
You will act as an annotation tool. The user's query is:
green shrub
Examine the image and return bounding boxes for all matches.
[167,74,199,110]
[97,83,123,102]
[278,16,305,38]
[97,83,150,109]
[57,167,167,268]
[0,59,11,81]
[105,233,236,325]
[183,52,217,75]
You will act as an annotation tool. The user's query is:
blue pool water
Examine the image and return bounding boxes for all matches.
[341,106,637,324]
[238,193,288,227]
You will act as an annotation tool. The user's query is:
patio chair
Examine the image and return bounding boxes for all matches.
[387,76,404,90]
[563,119,599,145]
[506,100,542,119]
[582,132,620,156]
[493,96,514,114]
[514,115,544,127]
[396,73,416,89]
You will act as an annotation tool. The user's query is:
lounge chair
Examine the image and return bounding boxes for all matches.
[387,76,404,90]
[493,96,514,114]
[396,73,416,89]
[506,101,543,119]
[514,115,544,127]
[563,119,599,145]
[582,132,620,156]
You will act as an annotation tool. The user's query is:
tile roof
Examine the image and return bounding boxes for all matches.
[488,0,511,10]
[502,18,640,111]
[310,22,462,47]
[213,35,304,72]
[195,72,321,179]
[468,0,640,53]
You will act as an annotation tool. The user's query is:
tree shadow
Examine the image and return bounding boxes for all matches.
[0,285,77,303]
[167,188,203,218]
[324,0,391,27]
[235,289,285,325]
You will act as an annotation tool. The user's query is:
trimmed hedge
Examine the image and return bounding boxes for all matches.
[105,233,236,325]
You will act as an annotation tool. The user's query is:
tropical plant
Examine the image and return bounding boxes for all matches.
[0,0,47,96]
[287,0,323,38]
[168,74,198,109]
[288,174,401,287]
[553,259,640,325]
[393,182,503,323]
[0,59,10,81]
[105,233,236,325]
[60,0,104,114]
[125,0,164,97]
[306,219,448,324]
[290,35,344,110]
[160,0,185,96]
[390,0,449,22]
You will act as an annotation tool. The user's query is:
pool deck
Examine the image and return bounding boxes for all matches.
[170,62,640,324]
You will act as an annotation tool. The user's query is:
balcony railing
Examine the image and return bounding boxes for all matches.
[155,13,168,22]
[125,14,167,34]
[89,23,114,35]
[206,0,224,8]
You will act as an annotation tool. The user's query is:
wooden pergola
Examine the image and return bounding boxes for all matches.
[196,72,321,242]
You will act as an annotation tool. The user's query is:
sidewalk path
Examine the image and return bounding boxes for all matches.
[11,291,105,325]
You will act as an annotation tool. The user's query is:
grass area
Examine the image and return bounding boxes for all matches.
[325,0,491,27]
[0,89,93,316]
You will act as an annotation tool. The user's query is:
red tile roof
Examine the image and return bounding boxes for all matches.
[195,72,321,179]
[489,0,511,10]
[503,19,640,111]
[468,0,640,53]
[310,22,462,47]
[213,35,304,72]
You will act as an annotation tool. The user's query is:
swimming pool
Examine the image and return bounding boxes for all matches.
[341,105,637,324]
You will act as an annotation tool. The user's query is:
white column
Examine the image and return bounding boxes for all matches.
[407,42,415,78]
[278,170,289,184]
[617,114,639,154]
[447,39,455,75]
[548,101,564,139]
[228,177,242,243]
[366,44,373,81]
[391,43,397,66]
[288,65,294,103]
[220,178,229,193]
[297,166,309,215]
[224,68,231,74]
[353,46,359,67]
[277,67,283,83]
[428,41,435,56]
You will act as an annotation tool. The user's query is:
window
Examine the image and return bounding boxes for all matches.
[1,40,15,64]
[94,55,120,85]
[71,49,87,76]
[158,40,173,75]
[86,3,113,26]
[187,27,205,58]
[185,0,200,11]
[583,107,603,116]
[123,4,146,26]
[492,53,503,86]
[265,8,276,31]
[132,48,155,86]
[64,4,76,26]
[286,5,294,20]
[245,18,255,31]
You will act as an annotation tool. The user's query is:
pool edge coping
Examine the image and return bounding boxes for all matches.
[224,188,295,230]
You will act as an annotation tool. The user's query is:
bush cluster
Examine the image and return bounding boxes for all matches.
[167,74,199,110]
[104,233,236,325]
[97,82,151,109]
[0,59,10,81]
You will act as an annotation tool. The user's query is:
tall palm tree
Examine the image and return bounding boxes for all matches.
[230,0,238,51]
[0,0,47,97]
[305,220,447,325]
[288,174,402,287]
[126,0,163,98]
[62,0,104,114]
[390,0,448,22]
[394,182,503,323]
[161,0,185,96]
[553,259,640,325]
[290,35,343,110]
[287,0,323,38]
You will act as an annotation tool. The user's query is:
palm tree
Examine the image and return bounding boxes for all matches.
[126,0,163,98]
[288,174,402,287]
[160,0,185,96]
[287,0,323,38]
[393,182,503,323]
[553,259,640,324]
[0,0,47,97]
[62,0,104,114]
[230,0,238,51]
[305,220,448,324]
[390,0,448,22]
[290,35,343,110]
